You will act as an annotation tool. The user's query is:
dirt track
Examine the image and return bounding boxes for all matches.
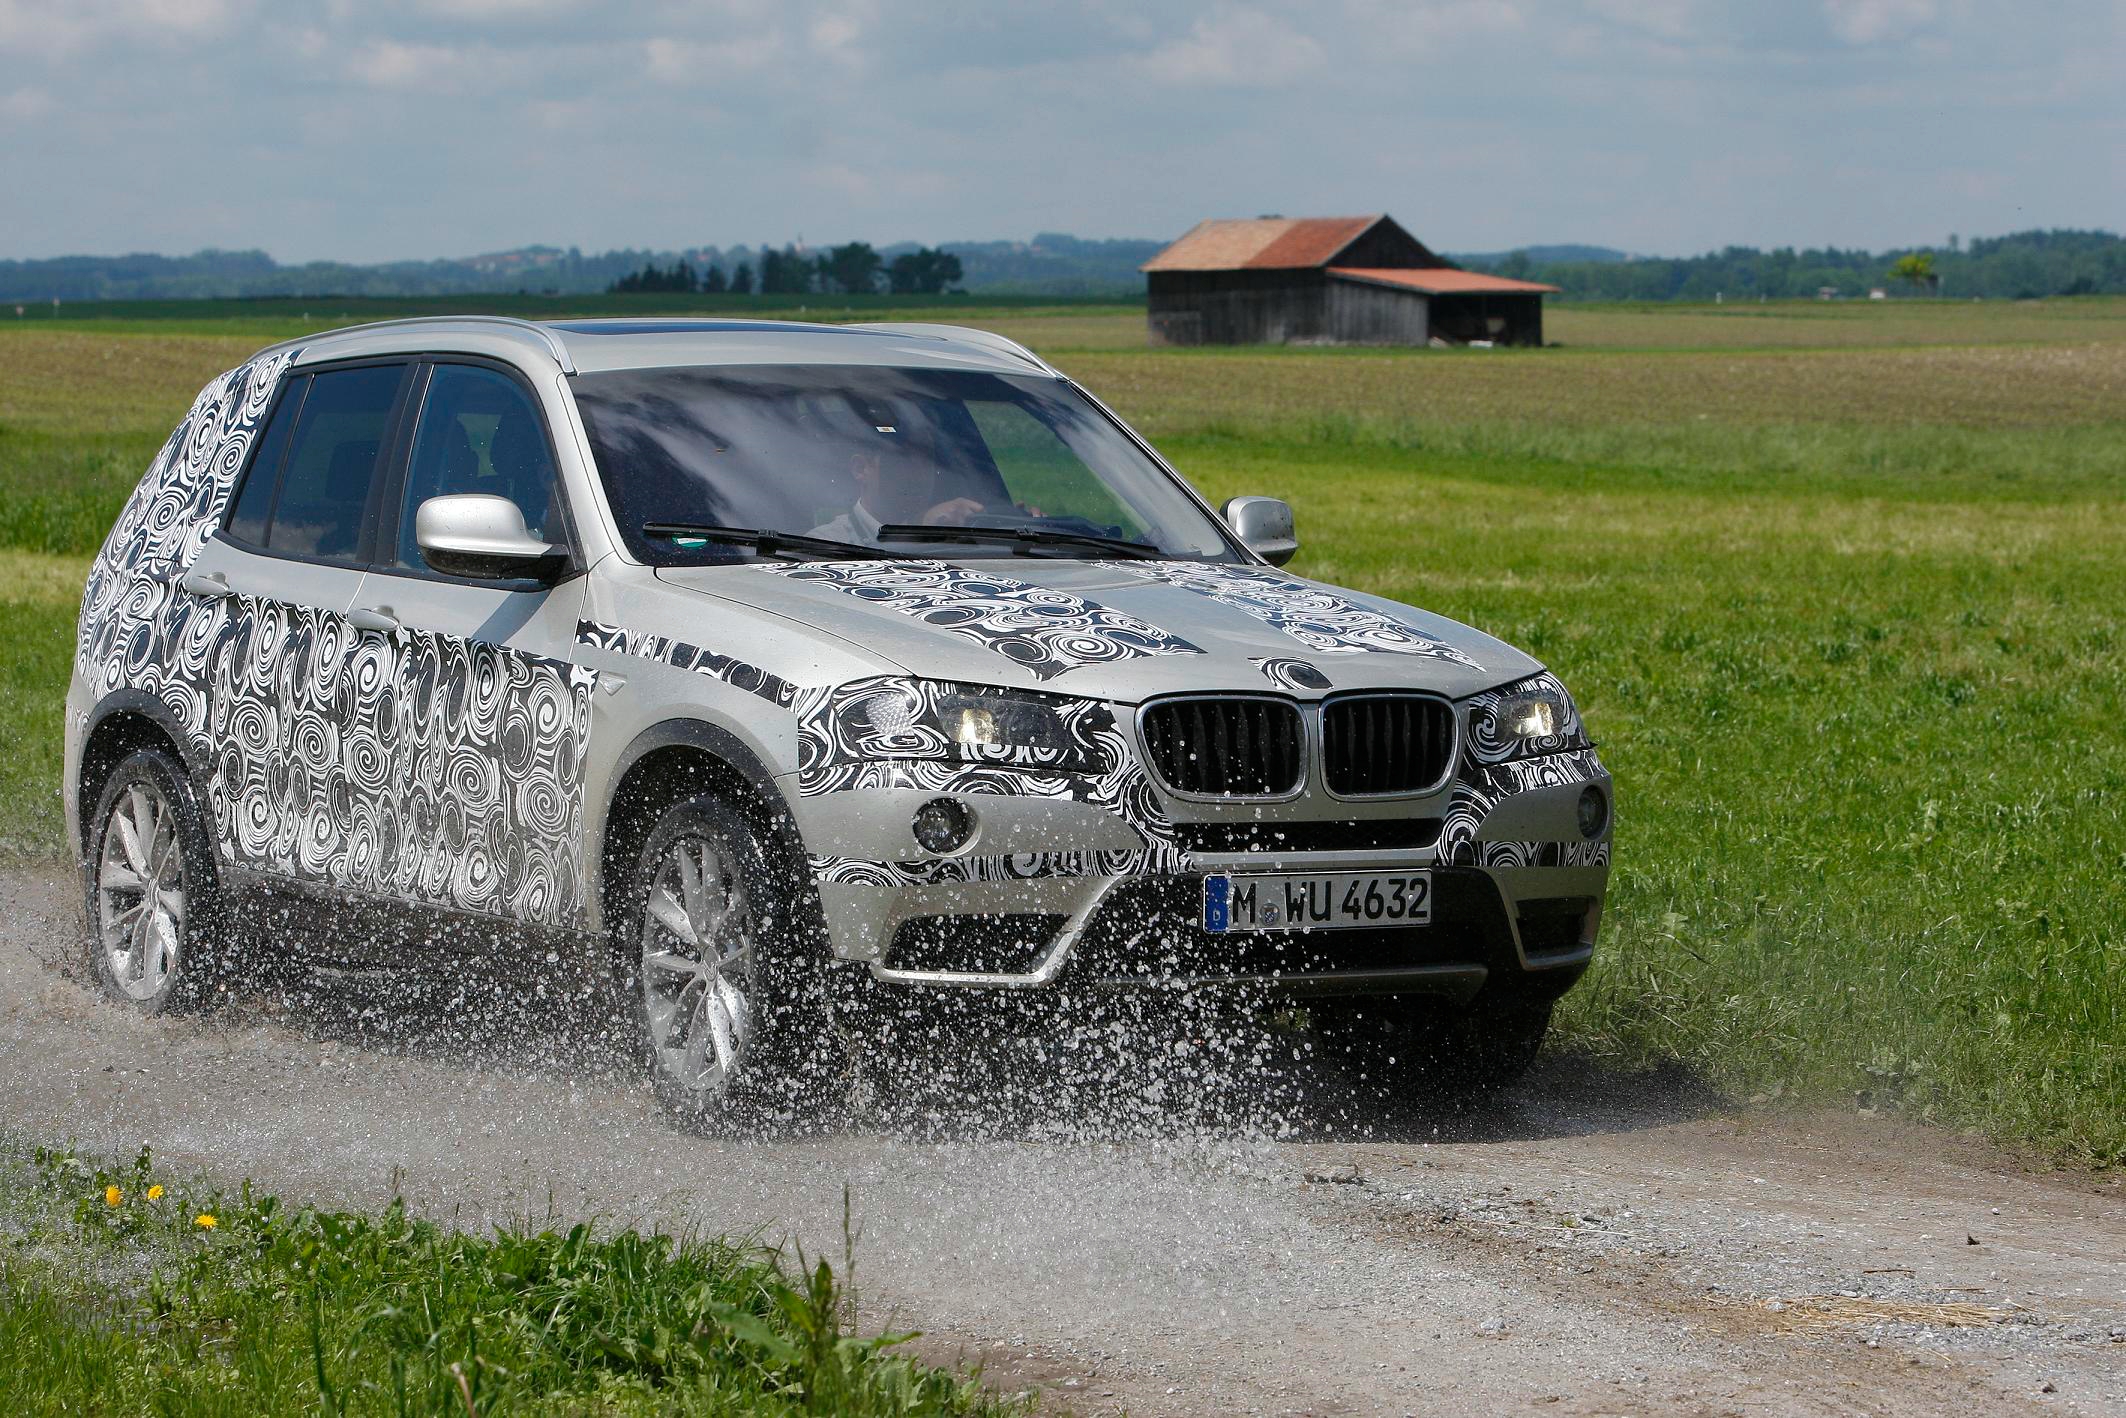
[2,868,2121,1416]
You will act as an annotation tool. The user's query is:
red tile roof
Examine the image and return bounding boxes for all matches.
[1141,216,1382,272]
[1329,267,1561,295]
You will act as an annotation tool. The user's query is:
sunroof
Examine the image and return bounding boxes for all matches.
[549,319,907,337]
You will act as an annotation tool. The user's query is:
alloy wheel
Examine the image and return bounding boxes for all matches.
[97,780,186,1003]
[640,832,757,1098]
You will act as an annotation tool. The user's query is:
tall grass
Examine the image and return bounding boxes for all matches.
[0,572,79,859]
[1171,415,2126,502]
[1,1142,1013,1416]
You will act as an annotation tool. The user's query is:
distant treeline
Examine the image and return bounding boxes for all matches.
[1463,229,2126,301]
[610,243,964,297]
[0,234,1162,303]
[7,227,2121,305]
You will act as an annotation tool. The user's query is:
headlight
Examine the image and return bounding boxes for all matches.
[1496,685,1570,740]
[835,678,1109,772]
[920,688,1080,759]
[1466,673,1587,763]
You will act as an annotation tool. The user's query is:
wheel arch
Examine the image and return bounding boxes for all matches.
[76,693,206,858]
[594,717,807,940]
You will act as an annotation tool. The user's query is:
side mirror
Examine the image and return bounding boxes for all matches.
[1221,496,1298,567]
[415,494,568,582]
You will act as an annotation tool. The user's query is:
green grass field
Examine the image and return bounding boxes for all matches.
[0,1139,1016,1415]
[2,296,2122,1164]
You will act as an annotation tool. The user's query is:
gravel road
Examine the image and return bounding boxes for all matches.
[3,867,2121,1416]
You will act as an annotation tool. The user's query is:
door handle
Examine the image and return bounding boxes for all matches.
[178,569,230,598]
[349,606,401,634]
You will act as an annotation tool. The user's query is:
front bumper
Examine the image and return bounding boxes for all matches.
[789,748,1611,1003]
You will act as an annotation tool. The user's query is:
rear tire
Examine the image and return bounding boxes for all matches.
[621,794,840,1132]
[83,747,229,1014]
[1323,996,1552,1095]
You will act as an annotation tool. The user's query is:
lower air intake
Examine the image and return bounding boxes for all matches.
[885,913,1066,975]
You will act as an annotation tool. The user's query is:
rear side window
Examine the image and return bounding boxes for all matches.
[260,365,404,564]
[396,364,559,572]
[224,375,307,546]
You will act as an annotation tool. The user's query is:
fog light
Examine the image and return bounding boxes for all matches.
[912,797,976,854]
[1577,784,1609,840]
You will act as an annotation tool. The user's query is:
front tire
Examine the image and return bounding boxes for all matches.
[625,794,835,1131]
[84,747,227,1014]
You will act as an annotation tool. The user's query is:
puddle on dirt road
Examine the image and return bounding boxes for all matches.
[220,928,1725,1153]
[7,865,2123,1418]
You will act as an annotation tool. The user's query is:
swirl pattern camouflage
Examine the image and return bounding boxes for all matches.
[794,675,1113,778]
[576,620,803,709]
[77,350,597,927]
[211,597,597,922]
[1442,674,1608,868]
[1250,656,1333,691]
[794,689,1186,884]
[1464,670,1586,765]
[1099,560,1481,666]
[756,559,1204,681]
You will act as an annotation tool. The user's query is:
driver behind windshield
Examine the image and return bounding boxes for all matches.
[569,362,1238,565]
[809,400,990,546]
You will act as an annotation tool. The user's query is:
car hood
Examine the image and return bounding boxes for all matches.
[652,557,1539,702]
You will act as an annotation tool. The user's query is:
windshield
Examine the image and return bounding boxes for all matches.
[569,364,1239,564]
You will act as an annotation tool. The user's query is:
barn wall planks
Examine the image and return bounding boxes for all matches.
[1148,270,1334,345]
[1333,222,1442,270]
[1326,281,1430,344]
[1151,272,1439,346]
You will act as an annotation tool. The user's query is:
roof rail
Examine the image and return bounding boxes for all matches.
[845,322,1057,376]
[254,315,577,373]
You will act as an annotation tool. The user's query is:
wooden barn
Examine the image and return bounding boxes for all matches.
[1141,214,1559,347]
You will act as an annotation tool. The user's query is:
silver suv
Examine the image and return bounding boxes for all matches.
[68,316,1611,1123]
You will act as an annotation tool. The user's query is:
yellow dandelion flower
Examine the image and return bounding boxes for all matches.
[195,1213,217,1230]
[146,1185,164,1201]
[104,1185,123,1207]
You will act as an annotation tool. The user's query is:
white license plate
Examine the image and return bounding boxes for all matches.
[1202,871,1433,934]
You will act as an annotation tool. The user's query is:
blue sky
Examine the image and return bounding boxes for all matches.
[0,0,2118,262]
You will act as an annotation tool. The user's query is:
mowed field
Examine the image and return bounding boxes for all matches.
[2,296,2121,1164]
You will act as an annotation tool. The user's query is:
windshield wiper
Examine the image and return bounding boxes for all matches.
[641,522,894,561]
[872,523,1164,559]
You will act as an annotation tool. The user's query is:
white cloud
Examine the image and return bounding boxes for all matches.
[805,160,876,202]
[809,13,861,52]
[801,159,949,206]
[0,85,51,119]
[1822,0,1937,44]
[346,38,466,87]
[0,0,2117,263]
[129,0,235,29]
[643,32,782,82]
[1582,0,1697,41]
[526,96,593,130]
[405,0,576,15]
[0,0,242,56]
[804,2,875,70]
[1346,0,1524,54]
[1134,6,1326,86]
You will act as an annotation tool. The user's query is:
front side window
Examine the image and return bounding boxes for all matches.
[396,364,559,572]
[258,364,404,564]
[569,364,1237,565]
